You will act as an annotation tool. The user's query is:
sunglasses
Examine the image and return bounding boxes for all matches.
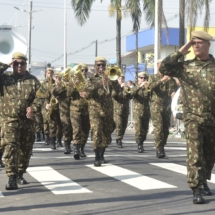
[14,61,26,66]
[139,77,147,79]
[96,63,106,67]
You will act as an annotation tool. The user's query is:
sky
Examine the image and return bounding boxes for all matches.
[1,0,215,67]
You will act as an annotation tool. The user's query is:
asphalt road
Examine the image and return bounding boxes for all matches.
[0,130,215,215]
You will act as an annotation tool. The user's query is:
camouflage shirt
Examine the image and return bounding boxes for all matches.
[112,85,131,115]
[0,62,41,119]
[84,73,119,117]
[149,73,177,108]
[159,51,215,126]
[130,85,150,111]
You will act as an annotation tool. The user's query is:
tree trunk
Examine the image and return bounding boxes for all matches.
[135,30,138,82]
[116,13,121,67]
[179,0,185,61]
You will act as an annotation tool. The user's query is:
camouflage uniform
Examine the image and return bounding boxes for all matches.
[84,73,118,150]
[149,73,177,152]
[53,81,72,152]
[159,51,215,189]
[35,111,43,140]
[130,84,150,148]
[0,62,40,177]
[112,86,131,144]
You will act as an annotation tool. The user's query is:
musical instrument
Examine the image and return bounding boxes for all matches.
[106,65,122,81]
[58,67,72,82]
[0,25,27,63]
[47,97,58,118]
[70,65,86,92]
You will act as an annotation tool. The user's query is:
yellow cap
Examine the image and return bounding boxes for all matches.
[138,72,148,77]
[54,71,60,76]
[95,56,107,62]
[12,52,27,60]
[191,31,213,41]
[79,63,88,70]
[46,68,53,72]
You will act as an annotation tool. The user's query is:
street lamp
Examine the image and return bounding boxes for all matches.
[14,1,44,72]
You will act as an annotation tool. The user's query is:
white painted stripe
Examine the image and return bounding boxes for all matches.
[33,148,53,151]
[30,154,187,159]
[27,166,92,194]
[87,163,176,190]
[0,192,4,197]
[153,147,186,150]
[150,163,215,184]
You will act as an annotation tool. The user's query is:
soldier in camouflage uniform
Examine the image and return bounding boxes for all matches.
[53,69,72,154]
[45,72,63,149]
[159,31,215,204]
[149,60,177,158]
[130,72,150,153]
[112,74,131,148]
[40,68,55,145]
[68,63,90,159]
[0,52,40,190]
[80,56,119,166]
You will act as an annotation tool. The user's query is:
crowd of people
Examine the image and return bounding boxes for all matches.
[0,30,215,205]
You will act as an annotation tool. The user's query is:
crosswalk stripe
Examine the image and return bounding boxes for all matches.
[33,148,53,151]
[153,147,186,150]
[0,192,4,197]
[87,163,176,190]
[150,163,215,184]
[27,166,92,194]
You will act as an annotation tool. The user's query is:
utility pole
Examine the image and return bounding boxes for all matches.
[135,30,138,82]
[154,0,159,74]
[28,0,32,72]
[95,40,98,57]
[64,0,67,69]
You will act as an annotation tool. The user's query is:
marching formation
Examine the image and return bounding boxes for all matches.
[0,30,215,205]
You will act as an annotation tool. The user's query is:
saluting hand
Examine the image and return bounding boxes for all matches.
[179,40,192,56]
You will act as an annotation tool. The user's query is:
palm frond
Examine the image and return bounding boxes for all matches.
[71,0,95,26]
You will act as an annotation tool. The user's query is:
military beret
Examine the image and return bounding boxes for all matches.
[157,59,163,64]
[54,71,60,76]
[46,68,54,72]
[12,52,27,61]
[79,63,88,70]
[120,74,125,78]
[191,31,213,41]
[95,56,107,62]
[138,72,148,77]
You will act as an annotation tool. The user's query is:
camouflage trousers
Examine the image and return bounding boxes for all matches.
[60,112,72,142]
[89,110,114,150]
[42,108,49,135]
[113,112,128,140]
[185,120,215,189]
[70,111,90,145]
[49,110,63,139]
[0,117,35,177]
[134,109,150,143]
[35,111,43,133]
[151,107,171,151]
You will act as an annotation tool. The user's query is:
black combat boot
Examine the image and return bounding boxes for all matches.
[64,141,71,154]
[193,188,205,204]
[117,139,123,148]
[36,132,41,141]
[5,176,18,190]
[156,149,166,158]
[137,142,144,153]
[94,149,101,167]
[57,137,63,147]
[44,134,50,145]
[17,173,28,185]
[100,148,107,164]
[50,137,56,150]
[0,152,5,168]
[80,145,86,157]
[203,182,212,196]
[73,144,80,160]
